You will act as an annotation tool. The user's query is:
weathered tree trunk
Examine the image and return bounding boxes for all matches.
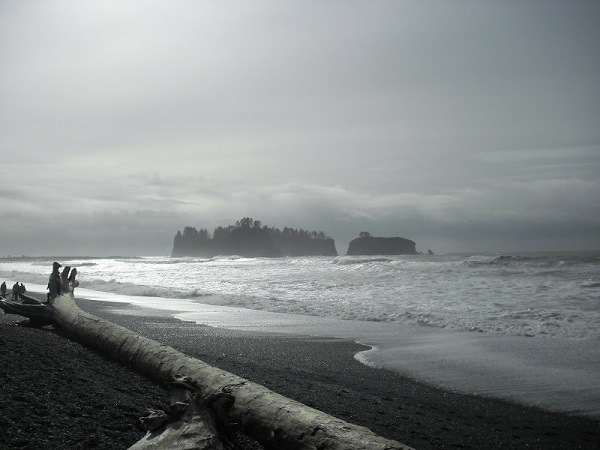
[0,294,53,327]
[1,283,411,450]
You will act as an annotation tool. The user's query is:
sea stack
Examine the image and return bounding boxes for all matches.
[346,235,418,255]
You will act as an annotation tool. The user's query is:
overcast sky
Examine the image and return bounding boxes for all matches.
[1,1,599,256]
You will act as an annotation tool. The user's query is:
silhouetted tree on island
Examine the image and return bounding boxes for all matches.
[172,218,337,258]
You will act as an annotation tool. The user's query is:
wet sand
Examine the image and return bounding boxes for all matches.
[1,294,599,449]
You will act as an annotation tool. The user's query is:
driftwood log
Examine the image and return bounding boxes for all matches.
[0,274,411,450]
[0,294,53,327]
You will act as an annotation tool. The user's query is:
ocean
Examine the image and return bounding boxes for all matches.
[1,251,599,417]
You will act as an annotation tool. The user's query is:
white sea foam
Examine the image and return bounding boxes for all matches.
[2,253,599,340]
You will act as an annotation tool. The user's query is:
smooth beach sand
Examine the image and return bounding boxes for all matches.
[2,294,599,449]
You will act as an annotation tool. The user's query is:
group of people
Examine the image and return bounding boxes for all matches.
[0,262,78,304]
[0,281,26,300]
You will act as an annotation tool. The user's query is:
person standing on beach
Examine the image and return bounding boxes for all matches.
[12,282,20,300]
[19,283,26,299]
[47,262,62,303]
[68,268,78,293]
[60,266,71,293]
[1,281,6,298]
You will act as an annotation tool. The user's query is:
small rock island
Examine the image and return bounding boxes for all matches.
[346,232,418,255]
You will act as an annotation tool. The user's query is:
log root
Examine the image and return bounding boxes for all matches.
[132,376,239,450]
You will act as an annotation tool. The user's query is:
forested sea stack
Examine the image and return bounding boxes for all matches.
[172,217,337,258]
[346,232,418,255]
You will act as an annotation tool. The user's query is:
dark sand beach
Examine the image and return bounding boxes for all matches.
[0,314,170,449]
[1,293,599,449]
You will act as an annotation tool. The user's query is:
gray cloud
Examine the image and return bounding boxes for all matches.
[1,1,599,256]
